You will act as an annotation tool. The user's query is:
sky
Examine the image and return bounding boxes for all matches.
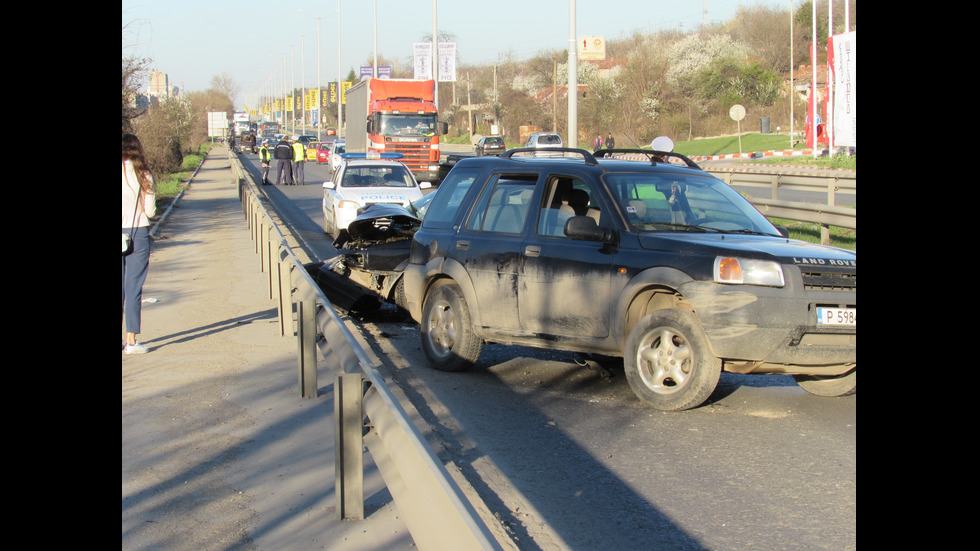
[122,0,761,110]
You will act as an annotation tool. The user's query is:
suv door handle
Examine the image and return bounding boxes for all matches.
[525,245,541,257]
[457,240,469,250]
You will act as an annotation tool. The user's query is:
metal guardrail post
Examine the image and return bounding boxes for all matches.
[297,288,318,398]
[335,373,365,520]
[276,246,291,337]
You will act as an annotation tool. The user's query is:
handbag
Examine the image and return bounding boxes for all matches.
[123,168,142,256]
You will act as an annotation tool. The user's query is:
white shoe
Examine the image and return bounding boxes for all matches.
[124,341,149,354]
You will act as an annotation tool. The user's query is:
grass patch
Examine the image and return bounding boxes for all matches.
[768,216,855,251]
[673,133,795,157]
[672,133,855,170]
[152,144,213,210]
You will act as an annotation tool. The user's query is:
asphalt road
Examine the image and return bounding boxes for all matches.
[237,149,856,551]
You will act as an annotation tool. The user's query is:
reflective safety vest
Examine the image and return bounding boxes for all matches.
[292,142,305,162]
[259,146,271,163]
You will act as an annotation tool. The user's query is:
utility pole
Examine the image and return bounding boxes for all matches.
[567,0,577,148]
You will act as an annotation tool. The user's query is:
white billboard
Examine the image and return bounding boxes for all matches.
[830,31,855,147]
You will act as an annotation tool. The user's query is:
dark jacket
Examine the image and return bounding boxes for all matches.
[274,140,293,160]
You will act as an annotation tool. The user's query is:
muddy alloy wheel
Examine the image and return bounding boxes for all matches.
[420,283,482,372]
[624,309,721,411]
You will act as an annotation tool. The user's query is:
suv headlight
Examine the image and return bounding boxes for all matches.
[714,257,785,287]
[338,200,360,210]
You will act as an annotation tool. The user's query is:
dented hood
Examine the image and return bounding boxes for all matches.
[334,202,422,249]
[347,203,420,236]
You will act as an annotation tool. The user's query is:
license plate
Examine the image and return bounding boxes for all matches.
[817,307,856,326]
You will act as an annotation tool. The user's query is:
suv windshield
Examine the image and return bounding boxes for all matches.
[604,172,780,235]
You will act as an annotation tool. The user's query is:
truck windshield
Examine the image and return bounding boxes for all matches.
[379,114,438,137]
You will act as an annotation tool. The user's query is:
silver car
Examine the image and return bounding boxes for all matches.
[523,131,563,156]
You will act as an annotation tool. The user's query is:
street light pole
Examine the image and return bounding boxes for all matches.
[301,34,307,136]
[299,10,323,141]
[337,0,343,138]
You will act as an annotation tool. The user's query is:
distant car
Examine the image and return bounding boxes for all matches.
[306,142,320,161]
[238,132,257,154]
[475,136,506,156]
[321,153,430,236]
[328,139,346,172]
[298,135,317,146]
[524,131,564,156]
[316,142,332,164]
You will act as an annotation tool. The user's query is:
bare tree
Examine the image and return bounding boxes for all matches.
[122,21,152,134]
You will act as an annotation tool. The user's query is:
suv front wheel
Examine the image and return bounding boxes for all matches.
[421,282,483,372]
[624,309,722,411]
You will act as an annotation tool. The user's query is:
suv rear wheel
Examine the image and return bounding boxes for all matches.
[624,309,721,411]
[421,282,483,371]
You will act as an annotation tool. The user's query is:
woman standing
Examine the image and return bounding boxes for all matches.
[122,134,157,354]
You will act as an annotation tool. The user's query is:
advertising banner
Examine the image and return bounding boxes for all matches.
[413,42,456,81]
[829,31,856,147]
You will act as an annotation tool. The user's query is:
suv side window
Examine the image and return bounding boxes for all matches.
[465,173,537,234]
[536,175,601,237]
[421,167,480,229]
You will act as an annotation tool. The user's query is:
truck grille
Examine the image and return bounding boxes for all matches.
[386,143,430,169]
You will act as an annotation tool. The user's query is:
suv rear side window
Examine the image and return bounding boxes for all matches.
[465,174,537,234]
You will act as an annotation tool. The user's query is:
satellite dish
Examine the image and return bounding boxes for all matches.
[650,136,674,152]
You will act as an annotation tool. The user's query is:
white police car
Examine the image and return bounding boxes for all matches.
[322,152,431,236]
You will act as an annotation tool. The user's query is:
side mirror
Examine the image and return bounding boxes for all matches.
[365,115,374,134]
[419,181,432,189]
[323,181,336,190]
[439,121,448,135]
[775,225,790,238]
[564,215,617,244]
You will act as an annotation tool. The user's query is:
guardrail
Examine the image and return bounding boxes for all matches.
[228,150,506,551]
[704,168,856,244]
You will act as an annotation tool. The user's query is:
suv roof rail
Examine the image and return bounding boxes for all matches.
[500,147,599,165]
[594,148,701,169]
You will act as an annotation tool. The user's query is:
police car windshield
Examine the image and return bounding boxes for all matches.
[342,166,415,188]
[604,172,780,235]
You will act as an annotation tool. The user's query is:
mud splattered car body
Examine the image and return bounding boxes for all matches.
[402,148,856,410]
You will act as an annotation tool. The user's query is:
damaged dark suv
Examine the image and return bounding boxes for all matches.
[402,148,856,411]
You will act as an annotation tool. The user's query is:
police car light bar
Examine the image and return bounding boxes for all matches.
[340,152,405,160]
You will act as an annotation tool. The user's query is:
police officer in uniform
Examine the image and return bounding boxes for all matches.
[291,136,306,186]
[259,141,272,185]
